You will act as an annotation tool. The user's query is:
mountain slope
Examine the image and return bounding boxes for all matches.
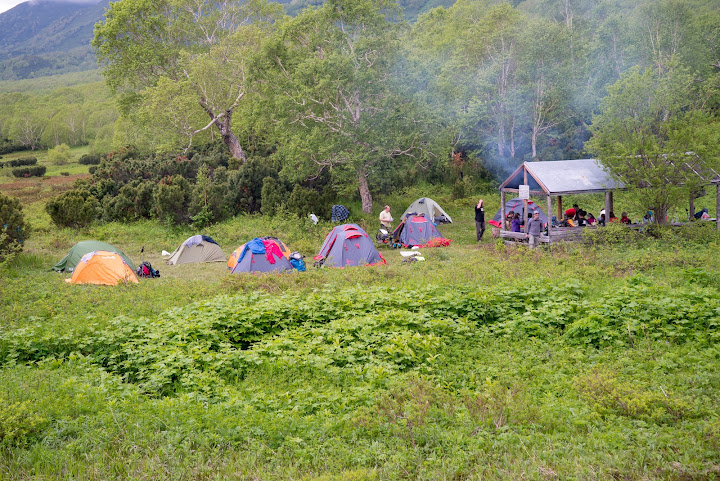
[0,0,455,81]
[0,0,108,80]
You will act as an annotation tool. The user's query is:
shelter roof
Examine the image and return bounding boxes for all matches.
[500,159,623,195]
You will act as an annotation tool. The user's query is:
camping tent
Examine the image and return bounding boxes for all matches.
[401,198,452,224]
[66,251,139,286]
[53,240,136,272]
[228,237,293,274]
[166,235,225,265]
[488,198,548,228]
[314,224,385,268]
[394,215,445,247]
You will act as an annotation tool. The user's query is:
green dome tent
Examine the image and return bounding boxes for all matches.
[53,240,136,272]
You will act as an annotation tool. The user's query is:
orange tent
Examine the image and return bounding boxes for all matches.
[66,251,139,286]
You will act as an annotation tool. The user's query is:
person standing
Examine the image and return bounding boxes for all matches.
[379,205,393,229]
[525,211,543,248]
[475,199,485,242]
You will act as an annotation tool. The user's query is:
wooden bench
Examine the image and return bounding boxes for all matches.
[501,226,599,245]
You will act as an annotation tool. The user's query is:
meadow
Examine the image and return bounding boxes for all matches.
[1,151,720,480]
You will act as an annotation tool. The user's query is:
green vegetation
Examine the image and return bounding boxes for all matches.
[2,182,720,478]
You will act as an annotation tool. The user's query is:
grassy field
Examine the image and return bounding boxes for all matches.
[1,167,720,480]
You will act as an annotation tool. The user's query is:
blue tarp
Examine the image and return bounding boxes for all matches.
[237,238,266,264]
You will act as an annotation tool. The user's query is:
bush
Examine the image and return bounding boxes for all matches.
[153,175,190,224]
[12,165,46,177]
[224,157,280,215]
[6,157,37,167]
[0,192,26,260]
[286,184,324,218]
[260,176,286,216]
[45,189,100,228]
[47,144,72,165]
[78,154,101,165]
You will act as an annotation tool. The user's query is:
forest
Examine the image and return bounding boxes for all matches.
[1,0,719,218]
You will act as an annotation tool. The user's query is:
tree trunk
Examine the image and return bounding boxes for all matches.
[201,100,247,163]
[216,112,246,162]
[222,128,246,162]
[653,203,669,224]
[358,168,373,214]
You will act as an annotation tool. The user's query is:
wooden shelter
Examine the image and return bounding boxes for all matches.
[499,159,720,244]
[498,159,622,244]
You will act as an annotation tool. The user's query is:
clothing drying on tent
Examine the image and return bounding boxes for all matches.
[331,205,350,222]
[228,237,294,274]
[401,198,453,224]
[165,235,225,265]
[53,240,136,272]
[66,251,139,286]
[314,224,385,268]
[488,198,548,228]
[393,215,446,247]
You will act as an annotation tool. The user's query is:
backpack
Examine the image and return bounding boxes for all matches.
[289,251,306,272]
[136,261,160,278]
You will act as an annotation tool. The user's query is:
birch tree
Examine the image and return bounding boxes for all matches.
[92,0,282,161]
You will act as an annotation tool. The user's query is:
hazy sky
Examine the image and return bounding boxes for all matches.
[0,0,103,15]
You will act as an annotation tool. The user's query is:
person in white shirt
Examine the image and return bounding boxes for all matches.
[379,205,393,229]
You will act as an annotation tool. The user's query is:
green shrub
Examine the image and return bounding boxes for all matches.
[45,189,100,228]
[11,165,46,177]
[153,175,190,224]
[0,399,48,447]
[286,184,325,218]
[260,176,286,216]
[47,143,72,165]
[225,157,279,214]
[451,179,465,200]
[102,184,137,222]
[5,157,37,167]
[0,192,26,260]
[576,369,691,423]
[78,154,101,165]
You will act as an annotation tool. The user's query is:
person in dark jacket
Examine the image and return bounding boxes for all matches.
[525,211,543,248]
[510,213,522,232]
[475,199,485,242]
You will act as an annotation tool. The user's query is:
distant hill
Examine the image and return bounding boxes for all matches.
[0,0,454,81]
[0,0,109,80]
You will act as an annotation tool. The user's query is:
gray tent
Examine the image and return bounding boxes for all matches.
[401,198,453,224]
[166,235,225,265]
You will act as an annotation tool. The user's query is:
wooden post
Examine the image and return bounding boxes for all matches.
[689,193,695,221]
[609,191,614,218]
[523,168,528,223]
[604,191,611,225]
[557,195,563,220]
[500,189,506,232]
[547,195,552,243]
[716,184,720,231]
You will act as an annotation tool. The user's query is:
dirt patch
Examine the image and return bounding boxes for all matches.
[0,173,90,203]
